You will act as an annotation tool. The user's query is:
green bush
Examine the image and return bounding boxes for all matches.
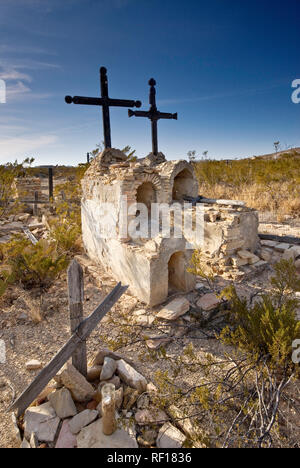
[0,236,69,291]
[220,259,300,371]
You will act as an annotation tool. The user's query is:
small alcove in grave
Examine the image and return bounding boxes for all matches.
[172,168,195,201]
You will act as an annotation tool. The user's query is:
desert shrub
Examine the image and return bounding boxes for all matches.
[0,236,68,292]
[123,258,300,448]
[0,159,33,218]
[220,259,300,370]
[50,164,88,254]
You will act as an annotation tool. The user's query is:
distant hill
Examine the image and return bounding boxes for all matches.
[249,147,300,161]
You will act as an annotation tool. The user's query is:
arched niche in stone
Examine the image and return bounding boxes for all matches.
[136,181,157,214]
[172,167,196,201]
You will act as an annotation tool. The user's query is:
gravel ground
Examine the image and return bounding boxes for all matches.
[0,263,296,448]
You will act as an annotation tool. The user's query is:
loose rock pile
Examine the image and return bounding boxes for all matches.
[259,240,300,268]
[0,214,48,244]
[16,349,189,449]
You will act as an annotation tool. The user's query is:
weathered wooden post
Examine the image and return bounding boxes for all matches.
[33,191,39,216]
[48,167,53,200]
[68,259,87,377]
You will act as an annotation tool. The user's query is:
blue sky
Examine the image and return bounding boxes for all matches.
[0,0,299,165]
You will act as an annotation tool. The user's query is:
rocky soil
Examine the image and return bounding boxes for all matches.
[1,251,291,449]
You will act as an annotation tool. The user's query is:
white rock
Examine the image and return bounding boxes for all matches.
[48,388,77,419]
[135,315,155,326]
[146,337,171,350]
[274,243,291,252]
[133,309,147,316]
[116,360,147,392]
[135,408,168,426]
[100,357,117,381]
[260,240,277,247]
[157,422,186,448]
[282,249,296,261]
[197,293,221,311]
[26,360,42,371]
[77,419,138,448]
[237,250,256,260]
[156,297,190,321]
[69,409,99,435]
[290,246,300,257]
[24,402,60,443]
[55,363,95,402]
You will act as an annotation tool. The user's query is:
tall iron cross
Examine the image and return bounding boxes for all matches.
[128,78,177,155]
[65,67,142,149]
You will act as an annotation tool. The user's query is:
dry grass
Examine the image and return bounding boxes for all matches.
[198,181,300,221]
[194,152,300,221]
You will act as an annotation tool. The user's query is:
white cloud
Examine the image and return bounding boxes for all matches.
[0,44,57,56]
[0,135,58,162]
[0,58,60,102]
[5,81,54,102]
[0,69,32,82]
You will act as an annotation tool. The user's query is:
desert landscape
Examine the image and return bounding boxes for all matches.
[0,147,299,449]
[0,0,299,453]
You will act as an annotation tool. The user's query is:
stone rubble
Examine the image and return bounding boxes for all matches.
[100,357,117,381]
[76,418,138,449]
[156,297,190,321]
[196,293,221,312]
[69,409,99,435]
[156,422,186,448]
[24,402,60,443]
[54,363,95,402]
[48,388,77,419]
[55,420,77,449]
[25,360,42,371]
[116,359,147,392]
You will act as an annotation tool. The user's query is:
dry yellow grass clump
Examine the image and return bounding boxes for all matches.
[194,151,300,220]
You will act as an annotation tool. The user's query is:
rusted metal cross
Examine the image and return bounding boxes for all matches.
[65,67,142,149]
[128,78,178,156]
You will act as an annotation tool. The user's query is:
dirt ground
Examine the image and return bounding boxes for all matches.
[0,258,280,449]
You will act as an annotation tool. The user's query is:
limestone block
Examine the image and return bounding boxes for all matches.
[261,240,278,247]
[230,255,249,267]
[48,388,77,419]
[100,357,117,381]
[197,293,221,311]
[116,360,147,392]
[55,420,77,449]
[222,239,245,253]
[135,408,168,425]
[77,419,138,448]
[274,243,291,252]
[24,402,60,442]
[282,249,296,261]
[26,360,42,371]
[156,297,190,321]
[69,410,99,435]
[87,366,102,382]
[157,422,186,448]
[55,363,95,402]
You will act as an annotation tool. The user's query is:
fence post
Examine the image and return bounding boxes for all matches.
[48,167,53,201]
[33,191,38,216]
[68,259,87,377]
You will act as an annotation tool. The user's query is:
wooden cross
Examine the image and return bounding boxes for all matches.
[65,67,142,149]
[128,78,178,156]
